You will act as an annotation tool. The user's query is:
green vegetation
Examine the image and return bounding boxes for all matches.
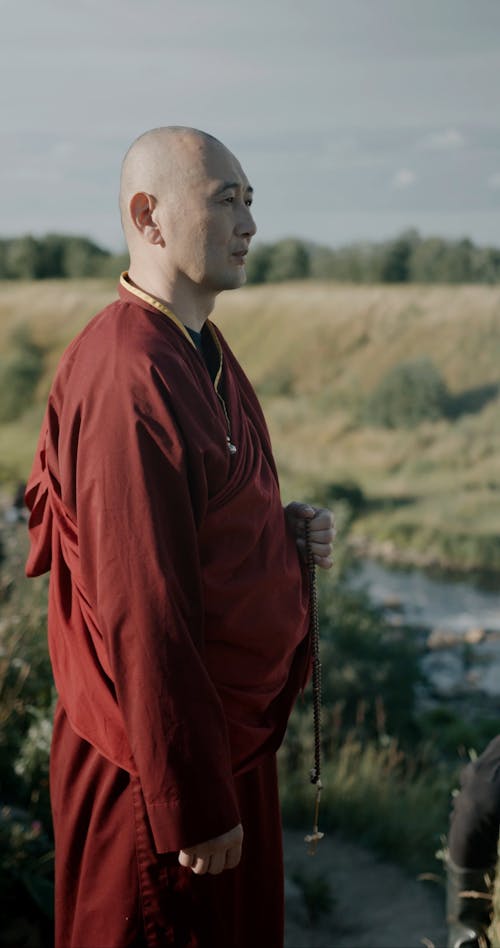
[279,549,490,875]
[278,509,500,878]
[1,439,498,940]
[216,281,500,571]
[364,357,450,429]
[1,279,500,570]
[290,868,335,928]
[1,508,486,938]
[246,230,500,285]
[0,328,45,424]
[2,230,500,284]
[0,234,128,281]
[0,526,53,940]
[280,736,454,873]
[2,276,500,942]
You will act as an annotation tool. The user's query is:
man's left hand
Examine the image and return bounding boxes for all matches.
[285,503,336,570]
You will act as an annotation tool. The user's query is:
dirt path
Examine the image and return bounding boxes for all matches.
[284,829,447,948]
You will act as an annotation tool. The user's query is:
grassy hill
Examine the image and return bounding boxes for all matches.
[1,278,500,570]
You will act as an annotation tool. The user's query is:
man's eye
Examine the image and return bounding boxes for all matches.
[245,199,253,207]
[224,196,235,204]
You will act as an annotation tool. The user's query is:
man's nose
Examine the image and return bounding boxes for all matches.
[236,205,257,238]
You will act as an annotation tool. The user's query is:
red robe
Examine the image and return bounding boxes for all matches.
[26,275,310,947]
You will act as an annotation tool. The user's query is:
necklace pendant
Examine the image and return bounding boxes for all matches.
[227,437,237,455]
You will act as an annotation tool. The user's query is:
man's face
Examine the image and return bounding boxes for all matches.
[158,140,257,294]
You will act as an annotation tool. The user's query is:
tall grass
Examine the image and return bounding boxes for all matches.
[1,278,500,567]
[280,733,455,873]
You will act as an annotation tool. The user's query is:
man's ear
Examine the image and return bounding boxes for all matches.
[129,192,165,246]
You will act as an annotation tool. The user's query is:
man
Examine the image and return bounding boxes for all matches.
[446,736,500,948]
[25,126,334,948]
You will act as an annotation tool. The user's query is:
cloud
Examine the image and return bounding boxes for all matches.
[420,127,465,150]
[487,172,500,190]
[392,169,417,190]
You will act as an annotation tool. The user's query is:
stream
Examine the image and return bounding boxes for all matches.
[347,558,500,700]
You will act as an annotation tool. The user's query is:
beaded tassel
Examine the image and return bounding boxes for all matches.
[303,520,324,856]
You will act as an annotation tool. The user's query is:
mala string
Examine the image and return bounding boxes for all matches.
[303,519,324,856]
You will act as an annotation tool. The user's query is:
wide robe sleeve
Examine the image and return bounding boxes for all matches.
[70,363,240,854]
[25,410,53,576]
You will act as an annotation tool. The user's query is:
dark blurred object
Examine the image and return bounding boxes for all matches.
[4,482,27,524]
[446,736,500,947]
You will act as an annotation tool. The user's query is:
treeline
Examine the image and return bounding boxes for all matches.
[0,234,128,280]
[1,230,500,283]
[247,231,500,284]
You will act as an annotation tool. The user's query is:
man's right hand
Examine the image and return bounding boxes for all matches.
[178,823,243,875]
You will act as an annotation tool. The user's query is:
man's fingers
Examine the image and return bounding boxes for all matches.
[297,537,334,557]
[306,528,336,544]
[225,843,242,870]
[316,556,333,570]
[180,844,241,874]
[286,501,315,520]
[178,823,243,875]
[178,849,196,868]
[192,855,210,875]
[208,852,227,875]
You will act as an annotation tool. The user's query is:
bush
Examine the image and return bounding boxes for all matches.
[0,525,54,937]
[0,807,54,948]
[417,708,500,759]
[365,357,450,428]
[318,582,421,741]
[319,480,366,518]
[0,328,45,423]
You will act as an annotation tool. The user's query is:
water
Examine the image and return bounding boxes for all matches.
[348,558,500,634]
[347,558,500,698]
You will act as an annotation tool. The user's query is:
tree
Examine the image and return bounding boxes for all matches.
[442,238,474,283]
[377,230,420,283]
[61,237,110,278]
[245,243,273,284]
[471,246,500,284]
[265,239,310,282]
[5,236,44,279]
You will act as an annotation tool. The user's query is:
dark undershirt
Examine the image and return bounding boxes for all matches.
[185,325,218,384]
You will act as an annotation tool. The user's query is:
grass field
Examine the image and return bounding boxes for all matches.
[1,277,500,569]
[2,277,500,939]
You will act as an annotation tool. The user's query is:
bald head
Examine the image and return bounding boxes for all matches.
[120,126,256,317]
[119,126,225,245]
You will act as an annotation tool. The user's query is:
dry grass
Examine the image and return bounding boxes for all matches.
[2,278,500,567]
[0,278,116,354]
[214,281,500,395]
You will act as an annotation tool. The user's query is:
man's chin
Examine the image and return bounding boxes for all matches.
[215,270,247,292]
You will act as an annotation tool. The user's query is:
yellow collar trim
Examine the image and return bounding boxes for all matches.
[119,272,196,349]
[119,272,224,391]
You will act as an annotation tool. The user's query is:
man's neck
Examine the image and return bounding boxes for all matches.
[127,265,216,331]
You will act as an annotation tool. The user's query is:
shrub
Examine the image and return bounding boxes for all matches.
[365,357,450,428]
[319,480,366,518]
[291,869,334,927]
[0,328,45,423]
[0,806,54,929]
[317,582,421,742]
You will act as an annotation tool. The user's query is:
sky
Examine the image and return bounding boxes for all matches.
[1,0,500,252]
